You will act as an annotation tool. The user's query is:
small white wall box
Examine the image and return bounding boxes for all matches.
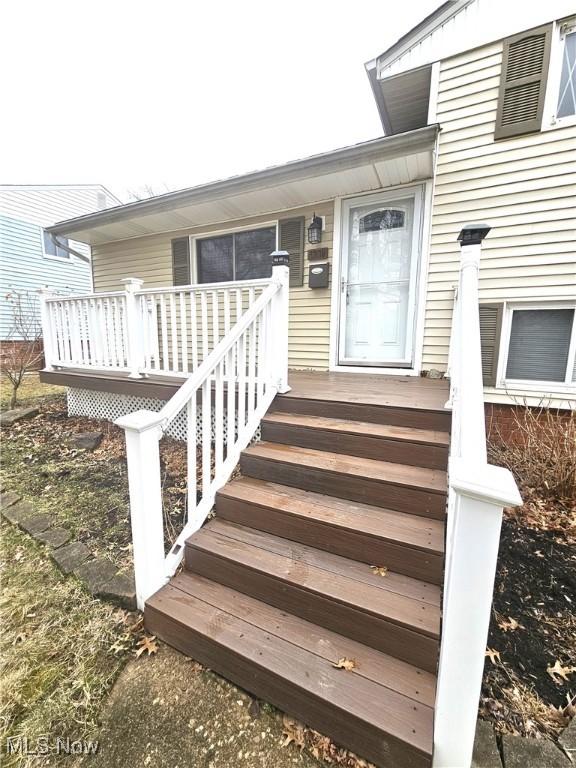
[309,262,329,288]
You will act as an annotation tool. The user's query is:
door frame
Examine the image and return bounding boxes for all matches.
[329,181,432,375]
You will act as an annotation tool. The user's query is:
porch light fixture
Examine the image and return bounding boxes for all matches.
[307,214,323,245]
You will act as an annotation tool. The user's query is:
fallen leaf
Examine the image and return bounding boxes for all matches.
[135,635,159,658]
[332,657,357,671]
[281,715,305,749]
[370,566,388,577]
[547,660,576,684]
[485,648,501,664]
[498,616,521,632]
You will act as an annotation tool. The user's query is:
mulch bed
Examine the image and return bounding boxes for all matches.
[480,488,576,739]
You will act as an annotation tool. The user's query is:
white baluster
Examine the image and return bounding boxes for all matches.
[214,359,224,471]
[38,289,56,370]
[186,396,197,521]
[190,290,198,371]
[170,292,178,373]
[201,377,211,494]
[159,294,168,371]
[180,292,188,374]
[200,291,208,363]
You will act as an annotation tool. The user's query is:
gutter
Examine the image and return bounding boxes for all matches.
[46,125,439,237]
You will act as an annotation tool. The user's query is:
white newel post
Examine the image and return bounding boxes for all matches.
[121,278,145,378]
[270,251,291,393]
[433,225,522,768]
[38,288,55,370]
[114,410,167,610]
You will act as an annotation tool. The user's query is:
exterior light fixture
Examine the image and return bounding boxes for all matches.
[307,214,322,245]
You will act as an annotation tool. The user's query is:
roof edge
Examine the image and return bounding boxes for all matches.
[46,125,439,236]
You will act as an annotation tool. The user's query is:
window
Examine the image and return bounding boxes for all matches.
[556,23,576,118]
[502,306,576,386]
[42,230,69,259]
[543,18,576,128]
[196,227,276,283]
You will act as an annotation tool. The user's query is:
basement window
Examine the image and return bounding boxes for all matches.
[196,227,276,283]
[501,305,576,387]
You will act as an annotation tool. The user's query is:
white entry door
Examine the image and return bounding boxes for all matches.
[338,189,422,368]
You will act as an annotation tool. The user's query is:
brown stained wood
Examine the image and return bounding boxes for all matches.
[218,478,444,553]
[205,519,441,605]
[146,584,433,768]
[169,571,437,707]
[184,545,438,672]
[261,413,449,469]
[216,484,443,584]
[270,395,451,431]
[240,443,447,519]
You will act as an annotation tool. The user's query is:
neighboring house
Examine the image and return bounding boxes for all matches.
[0,184,121,343]
[34,3,574,768]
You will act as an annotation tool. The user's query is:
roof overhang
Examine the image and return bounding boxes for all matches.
[47,126,439,245]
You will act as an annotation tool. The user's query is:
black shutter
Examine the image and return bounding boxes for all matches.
[172,238,190,286]
[479,303,504,387]
[279,217,305,288]
[495,24,552,140]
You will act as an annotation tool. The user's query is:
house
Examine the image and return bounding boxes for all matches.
[36,2,574,767]
[0,184,121,354]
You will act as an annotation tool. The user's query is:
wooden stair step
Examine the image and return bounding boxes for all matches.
[271,392,451,432]
[185,519,440,671]
[146,572,435,768]
[216,477,445,584]
[240,442,447,519]
[261,411,449,469]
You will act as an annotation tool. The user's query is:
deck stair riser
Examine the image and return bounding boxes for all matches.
[240,443,447,519]
[261,413,449,470]
[216,479,445,584]
[184,521,441,672]
[270,395,451,432]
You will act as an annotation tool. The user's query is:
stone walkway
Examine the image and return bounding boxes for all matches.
[473,717,575,767]
[0,490,135,609]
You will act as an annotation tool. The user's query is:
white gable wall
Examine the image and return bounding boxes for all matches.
[378,0,576,78]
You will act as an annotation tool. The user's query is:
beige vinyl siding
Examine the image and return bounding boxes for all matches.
[92,202,334,371]
[423,39,576,401]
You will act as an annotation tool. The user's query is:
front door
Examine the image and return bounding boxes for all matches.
[338,189,422,368]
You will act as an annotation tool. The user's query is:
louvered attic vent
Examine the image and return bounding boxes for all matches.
[495,24,552,140]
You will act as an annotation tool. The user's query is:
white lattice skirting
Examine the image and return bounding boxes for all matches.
[67,387,260,443]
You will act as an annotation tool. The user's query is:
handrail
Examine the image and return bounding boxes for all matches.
[433,226,521,768]
[135,276,274,295]
[115,253,291,611]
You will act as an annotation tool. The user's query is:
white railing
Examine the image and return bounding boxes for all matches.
[433,226,522,768]
[40,290,130,373]
[40,277,273,379]
[114,254,290,610]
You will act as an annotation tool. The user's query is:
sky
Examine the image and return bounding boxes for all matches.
[0,0,440,203]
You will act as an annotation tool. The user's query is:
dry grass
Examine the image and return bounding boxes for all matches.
[0,373,64,411]
[0,522,133,767]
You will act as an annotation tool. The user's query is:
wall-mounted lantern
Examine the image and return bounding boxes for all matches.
[307,214,323,245]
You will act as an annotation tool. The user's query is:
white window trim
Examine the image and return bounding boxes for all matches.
[496,301,576,392]
[190,221,279,283]
[542,17,576,131]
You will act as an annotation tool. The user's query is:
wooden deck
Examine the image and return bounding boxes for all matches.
[40,367,449,412]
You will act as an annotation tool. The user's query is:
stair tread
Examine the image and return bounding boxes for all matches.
[243,442,447,494]
[218,477,445,555]
[262,411,450,446]
[187,519,441,638]
[147,572,435,759]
